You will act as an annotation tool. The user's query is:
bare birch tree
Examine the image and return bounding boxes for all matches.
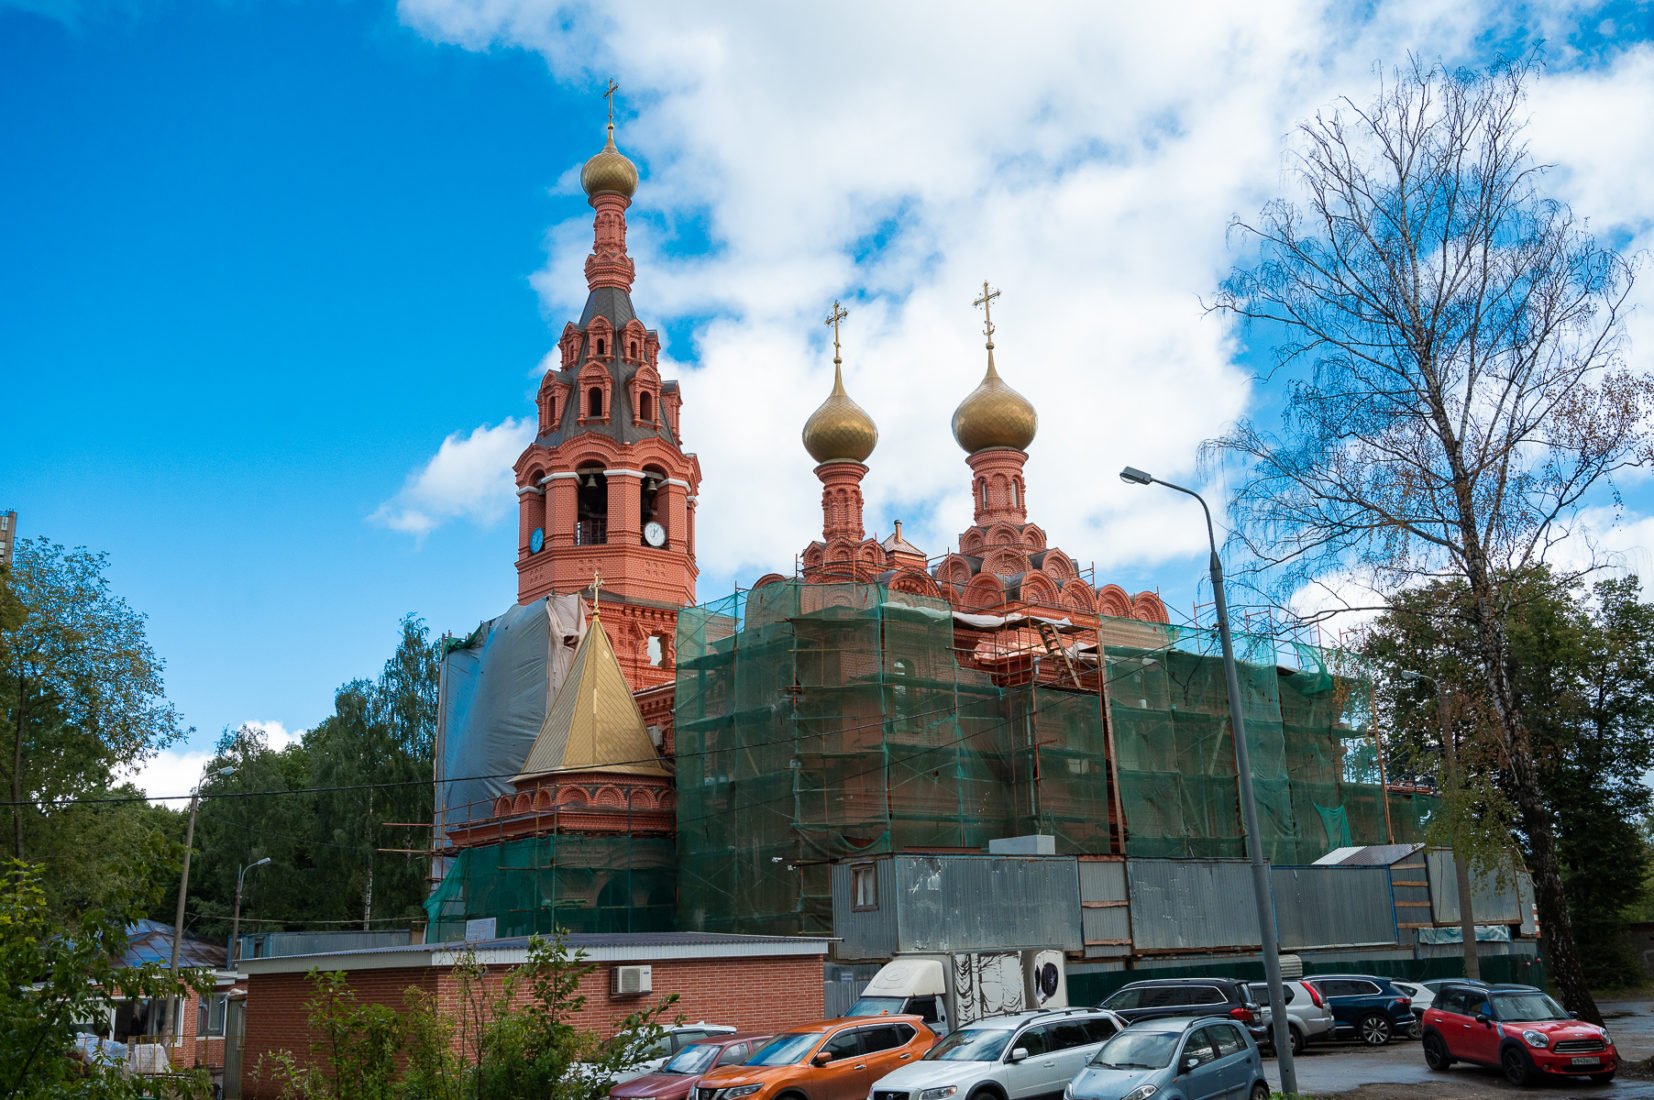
[1207,55,1648,1021]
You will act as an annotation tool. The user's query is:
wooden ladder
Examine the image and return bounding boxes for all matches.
[1036,621,1081,687]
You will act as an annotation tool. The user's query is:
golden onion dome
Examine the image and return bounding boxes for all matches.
[802,360,878,464]
[952,347,1037,453]
[581,123,639,200]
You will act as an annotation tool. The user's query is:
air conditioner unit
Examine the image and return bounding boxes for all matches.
[1023,949,1068,1009]
[612,965,652,995]
[1277,954,1304,980]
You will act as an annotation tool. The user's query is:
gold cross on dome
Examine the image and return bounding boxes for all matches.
[973,281,1000,345]
[825,300,850,364]
[603,79,619,125]
[590,569,605,617]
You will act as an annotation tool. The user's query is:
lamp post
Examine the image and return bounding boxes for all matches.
[1401,670,1480,980]
[169,765,233,1047]
[1119,466,1296,1093]
[231,857,272,968]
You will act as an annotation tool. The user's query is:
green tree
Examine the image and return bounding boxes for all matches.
[188,724,320,941]
[1365,570,1654,988]
[308,615,439,929]
[1207,56,1648,1019]
[185,616,439,939]
[0,538,184,913]
[0,860,209,1100]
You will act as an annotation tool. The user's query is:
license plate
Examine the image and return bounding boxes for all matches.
[1570,1057,1599,1066]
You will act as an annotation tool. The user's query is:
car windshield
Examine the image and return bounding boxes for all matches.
[748,1033,821,1067]
[923,1028,1014,1062]
[1492,993,1569,1022]
[846,997,906,1017]
[1090,1030,1178,1070]
[661,1044,723,1075]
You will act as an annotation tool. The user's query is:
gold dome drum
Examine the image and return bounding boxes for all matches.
[952,351,1036,453]
[802,366,878,464]
[581,125,639,200]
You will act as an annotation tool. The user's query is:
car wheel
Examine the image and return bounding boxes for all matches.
[967,1087,1006,1100]
[1408,1018,1423,1040]
[1501,1046,1534,1087]
[1358,1013,1392,1046]
[1588,1072,1615,1084]
[1289,1027,1304,1057]
[1250,1082,1269,1100]
[1422,1033,1453,1071]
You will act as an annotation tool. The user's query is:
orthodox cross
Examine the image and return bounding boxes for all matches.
[590,569,605,617]
[825,300,849,365]
[603,79,619,125]
[973,281,1000,345]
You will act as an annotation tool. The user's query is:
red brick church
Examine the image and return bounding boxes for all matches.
[441,104,1169,876]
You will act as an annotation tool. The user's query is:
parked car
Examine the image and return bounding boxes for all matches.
[1301,975,1414,1045]
[1095,978,1264,1044]
[868,1008,1124,1100]
[1254,981,1336,1055]
[1065,1015,1269,1100]
[612,1034,773,1100]
[1387,981,1433,1037]
[693,1016,935,1100]
[1421,982,1616,1085]
[591,1024,740,1087]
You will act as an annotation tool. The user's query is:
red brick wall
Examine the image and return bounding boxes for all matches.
[458,955,825,1036]
[243,967,438,1098]
[242,955,822,1099]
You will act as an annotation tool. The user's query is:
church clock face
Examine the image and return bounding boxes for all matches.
[529,527,545,553]
[643,521,666,548]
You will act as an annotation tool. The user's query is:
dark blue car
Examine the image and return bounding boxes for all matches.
[1303,975,1416,1045]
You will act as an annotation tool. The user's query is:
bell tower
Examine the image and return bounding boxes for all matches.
[512,88,701,691]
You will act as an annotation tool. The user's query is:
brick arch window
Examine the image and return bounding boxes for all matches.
[588,387,604,417]
[630,340,639,359]
[639,391,653,421]
[596,337,606,357]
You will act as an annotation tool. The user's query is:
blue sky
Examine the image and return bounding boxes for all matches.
[4,0,1652,796]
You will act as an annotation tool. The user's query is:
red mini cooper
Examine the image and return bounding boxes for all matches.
[1421,982,1616,1085]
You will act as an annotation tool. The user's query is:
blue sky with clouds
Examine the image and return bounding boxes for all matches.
[4,0,1653,796]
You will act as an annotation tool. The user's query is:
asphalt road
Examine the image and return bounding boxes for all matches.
[1259,1000,1654,1099]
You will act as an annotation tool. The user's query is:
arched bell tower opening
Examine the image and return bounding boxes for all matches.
[576,468,608,545]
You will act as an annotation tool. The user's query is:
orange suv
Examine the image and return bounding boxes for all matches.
[692,1016,934,1100]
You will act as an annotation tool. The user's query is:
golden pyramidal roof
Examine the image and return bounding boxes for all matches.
[514,615,670,782]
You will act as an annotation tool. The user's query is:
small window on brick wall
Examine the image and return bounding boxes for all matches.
[589,388,604,417]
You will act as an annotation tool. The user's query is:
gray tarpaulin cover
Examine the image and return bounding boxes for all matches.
[435,595,585,835]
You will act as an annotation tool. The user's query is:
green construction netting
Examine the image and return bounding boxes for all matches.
[1106,639,1434,864]
[424,834,674,941]
[674,581,1112,936]
[673,580,1438,936]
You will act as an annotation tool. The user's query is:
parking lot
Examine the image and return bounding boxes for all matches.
[1261,999,1654,1100]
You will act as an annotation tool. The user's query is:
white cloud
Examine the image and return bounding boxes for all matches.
[394,1,1654,592]
[122,721,305,804]
[125,748,215,805]
[242,719,304,752]
[371,418,536,537]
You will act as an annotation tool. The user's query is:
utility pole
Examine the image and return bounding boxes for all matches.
[170,766,232,1047]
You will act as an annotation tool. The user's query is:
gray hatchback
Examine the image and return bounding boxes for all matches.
[1064,1016,1267,1100]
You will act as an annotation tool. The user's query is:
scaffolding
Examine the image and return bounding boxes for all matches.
[674,580,1436,936]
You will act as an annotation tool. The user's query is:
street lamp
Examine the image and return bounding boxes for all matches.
[231,857,272,967]
[1400,670,1480,980]
[169,765,233,1047]
[1119,466,1297,1093]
